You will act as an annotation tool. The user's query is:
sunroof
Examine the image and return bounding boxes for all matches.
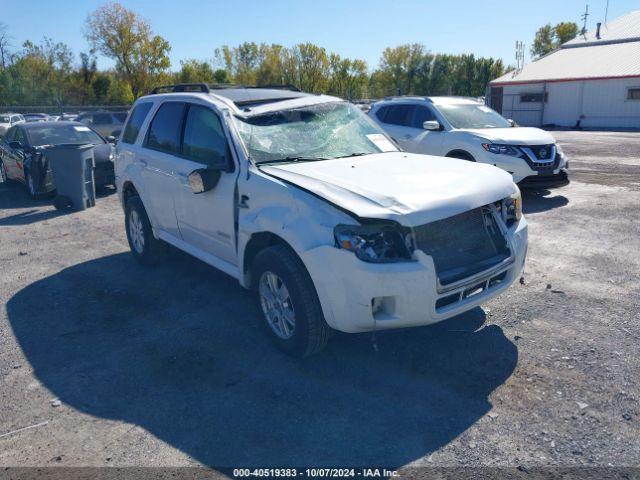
[211,88,310,107]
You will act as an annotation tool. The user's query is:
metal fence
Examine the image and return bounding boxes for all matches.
[0,105,131,115]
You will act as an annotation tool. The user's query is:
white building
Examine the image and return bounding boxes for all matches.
[488,11,640,129]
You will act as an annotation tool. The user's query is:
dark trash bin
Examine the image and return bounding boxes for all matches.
[46,144,96,211]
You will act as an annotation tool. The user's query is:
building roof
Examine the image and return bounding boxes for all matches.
[491,11,640,85]
[564,10,640,47]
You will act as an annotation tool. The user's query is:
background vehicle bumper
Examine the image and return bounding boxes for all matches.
[519,168,570,189]
[302,218,528,333]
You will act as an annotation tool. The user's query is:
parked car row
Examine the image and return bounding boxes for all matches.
[113,83,532,356]
[0,110,128,137]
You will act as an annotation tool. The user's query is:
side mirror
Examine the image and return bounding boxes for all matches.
[9,141,23,150]
[423,120,441,131]
[508,119,517,127]
[106,136,117,144]
[188,168,222,194]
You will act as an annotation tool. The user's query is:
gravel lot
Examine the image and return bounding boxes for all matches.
[0,131,638,472]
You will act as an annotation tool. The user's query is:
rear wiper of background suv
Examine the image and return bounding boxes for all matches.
[257,156,328,165]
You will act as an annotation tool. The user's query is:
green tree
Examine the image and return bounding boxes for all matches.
[531,24,555,58]
[531,21,578,59]
[554,22,579,44]
[85,2,171,97]
[176,59,215,83]
[328,54,368,99]
[0,22,11,70]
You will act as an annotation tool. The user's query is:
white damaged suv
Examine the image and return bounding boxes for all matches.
[116,84,528,356]
[369,96,569,188]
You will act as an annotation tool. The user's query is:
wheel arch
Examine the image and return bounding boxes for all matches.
[445,149,476,161]
[241,231,303,289]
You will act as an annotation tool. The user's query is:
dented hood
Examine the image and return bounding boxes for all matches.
[261,152,518,226]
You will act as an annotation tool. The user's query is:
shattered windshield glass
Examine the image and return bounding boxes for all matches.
[234,102,398,164]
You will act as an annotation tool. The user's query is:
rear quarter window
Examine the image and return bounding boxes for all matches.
[121,103,153,145]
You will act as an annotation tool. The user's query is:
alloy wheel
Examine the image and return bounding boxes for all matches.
[128,210,145,254]
[259,271,296,339]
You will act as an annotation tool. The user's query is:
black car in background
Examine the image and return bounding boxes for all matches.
[0,121,115,197]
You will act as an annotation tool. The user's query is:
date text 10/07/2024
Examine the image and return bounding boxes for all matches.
[232,468,399,478]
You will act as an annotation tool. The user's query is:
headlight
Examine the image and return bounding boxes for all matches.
[334,224,413,263]
[499,192,522,227]
[482,143,522,157]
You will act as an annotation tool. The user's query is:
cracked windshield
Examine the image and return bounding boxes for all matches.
[234,101,398,164]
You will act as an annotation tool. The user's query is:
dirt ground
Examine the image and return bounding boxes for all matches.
[0,131,638,474]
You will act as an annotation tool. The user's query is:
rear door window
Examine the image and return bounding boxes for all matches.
[121,102,153,144]
[145,102,186,154]
[382,105,416,127]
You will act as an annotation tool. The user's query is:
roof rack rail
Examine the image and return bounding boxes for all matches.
[150,83,302,95]
[247,84,301,92]
[150,83,210,94]
[382,95,432,102]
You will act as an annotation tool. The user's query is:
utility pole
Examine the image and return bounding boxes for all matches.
[581,4,590,36]
[515,41,525,70]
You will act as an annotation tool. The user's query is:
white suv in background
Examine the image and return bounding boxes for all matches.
[0,113,25,136]
[116,84,527,356]
[369,97,569,188]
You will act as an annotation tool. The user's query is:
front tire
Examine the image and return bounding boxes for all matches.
[251,244,330,357]
[125,195,166,265]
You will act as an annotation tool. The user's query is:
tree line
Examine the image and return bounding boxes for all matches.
[2,2,555,107]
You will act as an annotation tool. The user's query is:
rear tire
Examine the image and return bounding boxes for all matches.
[25,169,39,199]
[125,195,166,265]
[251,244,330,357]
[0,159,7,183]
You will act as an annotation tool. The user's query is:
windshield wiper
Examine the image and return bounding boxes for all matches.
[334,152,370,159]
[257,156,328,165]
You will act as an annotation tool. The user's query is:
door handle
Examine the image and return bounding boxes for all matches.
[403,134,411,139]
[139,159,148,167]
[237,195,250,209]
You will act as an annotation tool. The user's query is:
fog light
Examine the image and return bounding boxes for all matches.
[371,296,396,320]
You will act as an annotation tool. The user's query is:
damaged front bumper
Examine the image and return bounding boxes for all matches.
[302,217,528,333]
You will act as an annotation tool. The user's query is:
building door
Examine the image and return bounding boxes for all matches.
[490,87,504,114]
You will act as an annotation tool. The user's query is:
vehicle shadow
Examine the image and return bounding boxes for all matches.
[6,252,517,467]
[0,181,53,210]
[522,188,569,214]
[0,180,116,217]
[0,208,66,226]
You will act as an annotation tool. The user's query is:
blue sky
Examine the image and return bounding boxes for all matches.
[2,0,637,71]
